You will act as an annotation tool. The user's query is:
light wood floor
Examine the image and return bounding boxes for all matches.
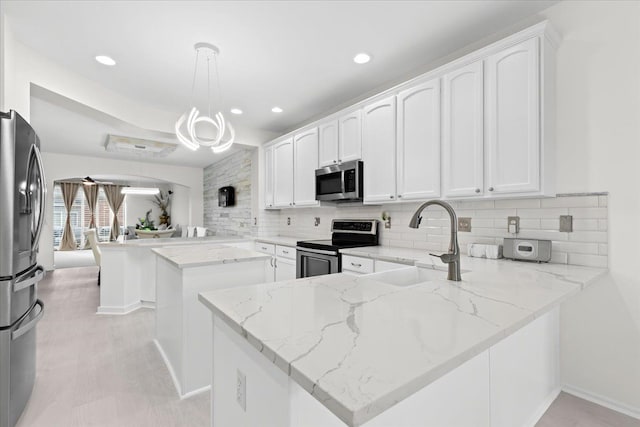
[16,267,640,427]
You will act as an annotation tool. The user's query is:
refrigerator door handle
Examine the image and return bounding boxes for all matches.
[11,299,44,340]
[27,144,47,253]
[13,266,45,292]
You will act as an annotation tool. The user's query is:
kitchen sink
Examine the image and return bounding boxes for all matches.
[366,266,448,287]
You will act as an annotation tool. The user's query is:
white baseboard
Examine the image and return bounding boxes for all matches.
[153,339,210,400]
[140,300,156,309]
[96,301,142,315]
[562,383,640,420]
[523,387,561,427]
[180,385,211,400]
[154,339,183,397]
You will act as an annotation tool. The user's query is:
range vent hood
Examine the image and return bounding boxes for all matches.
[105,134,177,158]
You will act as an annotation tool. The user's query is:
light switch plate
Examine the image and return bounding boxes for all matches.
[508,216,520,234]
[559,215,573,232]
[458,217,471,232]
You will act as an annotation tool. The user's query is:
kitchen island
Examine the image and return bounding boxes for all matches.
[198,257,606,427]
[98,235,253,314]
[153,244,271,398]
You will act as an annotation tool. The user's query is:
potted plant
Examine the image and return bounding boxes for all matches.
[152,190,172,225]
[136,209,157,231]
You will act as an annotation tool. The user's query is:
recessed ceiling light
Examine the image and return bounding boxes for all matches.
[95,55,116,66]
[230,108,243,115]
[353,53,371,64]
[272,107,283,113]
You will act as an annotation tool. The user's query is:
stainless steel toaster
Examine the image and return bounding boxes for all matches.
[503,238,552,263]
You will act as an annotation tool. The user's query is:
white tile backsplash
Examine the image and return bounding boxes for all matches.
[263,194,609,268]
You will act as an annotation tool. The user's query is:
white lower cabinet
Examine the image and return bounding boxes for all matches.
[342,255,407,275]
[256,243,297,281]
[275,257,296,281]
[255,242,276,282]
[342,255,374,275]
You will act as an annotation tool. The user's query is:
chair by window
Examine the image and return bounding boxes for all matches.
[84,229,101,285]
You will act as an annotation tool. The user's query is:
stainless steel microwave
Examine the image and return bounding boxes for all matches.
[315,160,363,201]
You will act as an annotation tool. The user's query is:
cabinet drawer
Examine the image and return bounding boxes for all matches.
[255,242,276,255]
[276,245,296,260]
[342,255,373,274]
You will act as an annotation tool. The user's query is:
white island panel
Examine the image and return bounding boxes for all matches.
[154,244,271,397]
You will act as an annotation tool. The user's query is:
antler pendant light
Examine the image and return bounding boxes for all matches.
[175,42,235,153]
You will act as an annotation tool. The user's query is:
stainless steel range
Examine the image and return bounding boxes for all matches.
[296,219,379,279]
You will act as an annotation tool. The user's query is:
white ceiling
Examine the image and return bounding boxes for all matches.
[5,0,558,166]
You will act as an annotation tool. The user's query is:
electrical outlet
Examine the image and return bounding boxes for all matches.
[508,216,520,234]
[314,217,320,226]
[236,369,246,411]
[458,217,471,232]
[253,217,257,226]
[287,217,291,226]
[559,215,573,232]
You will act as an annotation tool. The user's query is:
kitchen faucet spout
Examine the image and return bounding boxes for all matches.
[408,200,461,281]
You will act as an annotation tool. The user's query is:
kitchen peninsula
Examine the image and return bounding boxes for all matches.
[199,256,606,427]
[153,244,271,397]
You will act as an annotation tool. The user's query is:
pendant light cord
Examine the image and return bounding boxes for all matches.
[189,49,200,107]
[213,52,224,113]
[207,56,212,117]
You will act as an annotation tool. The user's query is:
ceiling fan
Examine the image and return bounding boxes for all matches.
[81,176,114,186]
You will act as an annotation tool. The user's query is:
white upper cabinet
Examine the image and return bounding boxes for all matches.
[293,128,319,207]
[273,138,294,208]
[485,38,540,195]
[362,95,397,203]
[397,78,441,201]
[318,120,339,167]
[442,60,485,198]
[339,110,362,163]
[262,23,556,207]
[264,145,275,208]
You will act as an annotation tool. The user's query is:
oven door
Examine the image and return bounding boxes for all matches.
[296,248,340,279]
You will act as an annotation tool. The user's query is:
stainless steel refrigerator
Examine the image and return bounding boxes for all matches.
[0,110,46,427]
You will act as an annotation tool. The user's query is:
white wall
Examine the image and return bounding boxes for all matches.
[537,1,640,414]
[124,183,173,229]
[40,152,203,270]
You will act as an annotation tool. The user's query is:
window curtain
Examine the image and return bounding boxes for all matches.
[103,184,125,241]
[59,182,80,251]
[82,183,99,248]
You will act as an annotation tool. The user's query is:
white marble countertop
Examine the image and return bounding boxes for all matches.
[255,235,324,247]
[199,259,606,426]
[100,235,251,249]
[152,244,270,269]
